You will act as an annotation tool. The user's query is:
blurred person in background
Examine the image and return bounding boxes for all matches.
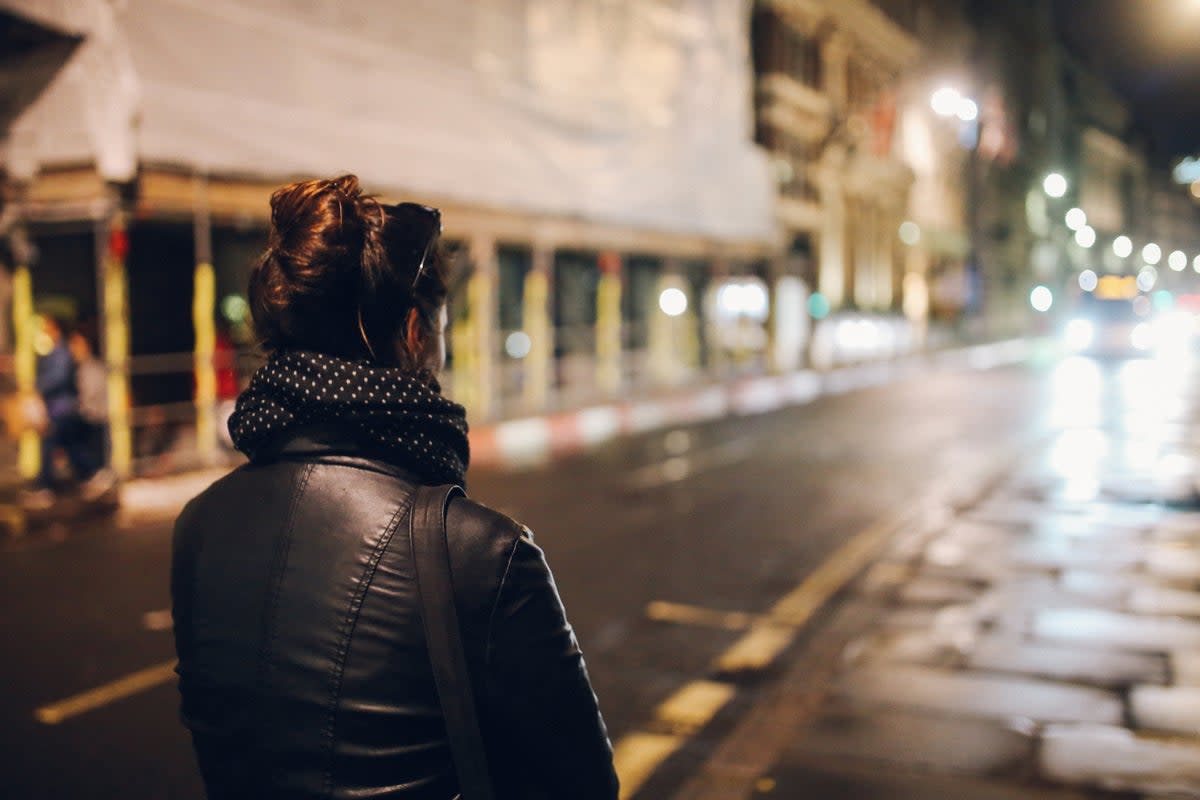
[26,315,99,508]
[69,320,116,500]
[171,175,618,799]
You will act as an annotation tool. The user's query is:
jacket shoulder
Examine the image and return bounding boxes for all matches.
[446,494,528,549]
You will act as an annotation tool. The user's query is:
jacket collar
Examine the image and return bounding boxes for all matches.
[255,424,424,484]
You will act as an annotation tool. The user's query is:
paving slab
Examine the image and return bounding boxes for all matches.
[788,705,1033,776]
[898,576,983,606]
[1009,540,1143,573]
[1146,546,1200,582]
[836,665,1123,726]
[856,561,914,596]
[1130,686,1200,735]
[880,607,943,630]
[1152,513,1200,542]
[765,751,1102,800]
[1029,514,1149,541]
[1058,571,1144,604]
[963,500,1049,528]
[978,578,1126,631]
[1129,585,1200,617]
[851,629,967,668]
[1172,651,1200,686]
[1100,473,1196,505]
[1039,723,1200,797]
[1031,608,1200,652]
[968,636,1167,688]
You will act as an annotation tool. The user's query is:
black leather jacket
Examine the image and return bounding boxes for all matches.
[171,428,619,799]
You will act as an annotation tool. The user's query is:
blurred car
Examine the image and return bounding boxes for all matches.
[1063,289,1154,358]
[1064,278,1200,358]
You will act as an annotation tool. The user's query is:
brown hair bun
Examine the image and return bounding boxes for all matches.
[249,174,380,357]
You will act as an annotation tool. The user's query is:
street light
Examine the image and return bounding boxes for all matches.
[1043,172,1068,198]
[1074,226,1096,248]
[1143,243,1162,265]
[1169,250,1188,271]
[931,87,961,117]
[1113,235,1133,258]
[1030,285,1053,312]
[1138,266,1158,292]
[1065,208,1087,230]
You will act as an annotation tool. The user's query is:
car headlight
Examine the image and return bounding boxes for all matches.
[1131,322,1155,351]
[1065,319,1094,350]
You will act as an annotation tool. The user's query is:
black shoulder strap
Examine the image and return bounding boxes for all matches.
[409,484,496,800]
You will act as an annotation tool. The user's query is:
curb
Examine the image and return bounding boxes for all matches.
[470,338,1031,470]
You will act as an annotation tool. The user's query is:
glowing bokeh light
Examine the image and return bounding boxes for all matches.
[1030,285,1053,312]
[1043,172,1068,198]
[658,287,688,317]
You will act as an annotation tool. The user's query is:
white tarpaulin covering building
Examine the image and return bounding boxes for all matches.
[2,0,776,243]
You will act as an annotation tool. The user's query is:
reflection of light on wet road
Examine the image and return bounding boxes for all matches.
[1050,357,1102,428]
[1046,350,1200,503]
[1049,428,1108,503]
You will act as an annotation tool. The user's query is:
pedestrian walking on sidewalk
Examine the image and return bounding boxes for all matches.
[69,321,116,501]
[171,175,618,800]
[25,315,100,509]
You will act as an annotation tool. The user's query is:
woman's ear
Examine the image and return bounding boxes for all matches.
[404,307,425,359]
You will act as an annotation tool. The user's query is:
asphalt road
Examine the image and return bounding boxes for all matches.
[0,360,1049,799]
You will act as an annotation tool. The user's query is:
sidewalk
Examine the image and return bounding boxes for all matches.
[682,425,1200,798]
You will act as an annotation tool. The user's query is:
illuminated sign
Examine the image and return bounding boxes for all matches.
[1094,275,1138,300]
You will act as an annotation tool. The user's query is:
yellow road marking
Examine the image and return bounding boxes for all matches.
[35,659,178,725]
[646,600,759,631]
[655,680,737,734]
[767,508,917,627]
[615,732,686,800]
[714,623,796,673]
[616,504,924,798]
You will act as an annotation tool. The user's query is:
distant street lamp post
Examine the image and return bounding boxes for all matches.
[930,86,985,320]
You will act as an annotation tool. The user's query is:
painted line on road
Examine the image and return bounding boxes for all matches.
[35,659,178,725]
[615,680,741,800]
[657,681,738,734]
[614,733,687,800]
[645,601,759,631]
[614,501,926,798]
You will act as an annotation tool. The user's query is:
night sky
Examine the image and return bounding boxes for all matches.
[1052,0,1200,162]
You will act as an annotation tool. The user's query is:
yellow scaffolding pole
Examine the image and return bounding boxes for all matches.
[103,213,132,478]
[596,252,622,395]
[13,267,39,479]
[193,171,217,463]
[193,263,217,463]
[522,260,551,413]
[467,260,496,420]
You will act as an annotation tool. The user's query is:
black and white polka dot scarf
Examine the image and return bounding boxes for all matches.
[229,350,469,486]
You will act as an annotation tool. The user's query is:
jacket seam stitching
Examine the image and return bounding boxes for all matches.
[253,462,314,699]
[484,534,523,669]
[320,493,415,796]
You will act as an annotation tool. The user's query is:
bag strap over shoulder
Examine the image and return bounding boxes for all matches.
[409,484,496,800]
